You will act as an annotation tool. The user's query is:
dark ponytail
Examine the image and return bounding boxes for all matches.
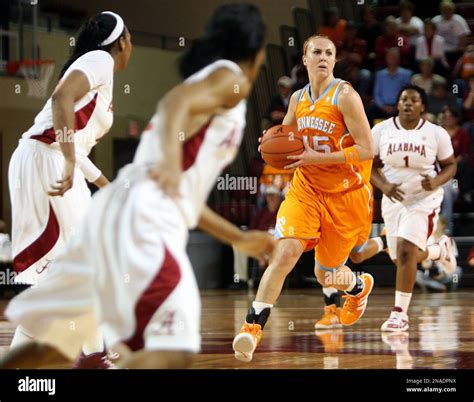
[179,3,265,78]
[59,12,125,78]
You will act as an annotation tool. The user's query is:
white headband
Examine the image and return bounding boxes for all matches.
[99,11,125,46]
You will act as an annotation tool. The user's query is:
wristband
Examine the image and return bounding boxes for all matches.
[343,146,360,165]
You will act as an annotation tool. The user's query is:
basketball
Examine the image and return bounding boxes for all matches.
[260,125,304,169]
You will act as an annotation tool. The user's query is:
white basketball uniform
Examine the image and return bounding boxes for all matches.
[372,117,454,260]
[6,59,247,358]
[8,50,114,285]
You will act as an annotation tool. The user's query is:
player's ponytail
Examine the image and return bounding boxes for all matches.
[179,3,265,78]
[59,12,126,79]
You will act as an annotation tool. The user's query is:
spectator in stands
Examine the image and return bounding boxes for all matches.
[415,19,449,76]
[452,45,474,99]
[261,75,294,130]
[357,5,383,61]
[426,81,459,117]
[368,48,412,123]
[395,1,424,47]
[441,106,472,205]
[454,45,474,80]
[411,57,447,95]
[258,163,294,207]
[318,6,347,51]
[0,219,12,263]
[231,185,282,289]
[463,74,474,130]
[374,16,411,70]
[432,0,471,67]
[290,54,309,91]
[468,245,474,267]
[336,21,372,97]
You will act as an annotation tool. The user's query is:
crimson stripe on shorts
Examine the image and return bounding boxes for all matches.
[31,93,98,144]
[12,202,60,273]
[182,120,211,171]
[124,246,182,351]
[427,209,437,239]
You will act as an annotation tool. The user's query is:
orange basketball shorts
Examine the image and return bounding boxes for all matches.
[275,183,373,268]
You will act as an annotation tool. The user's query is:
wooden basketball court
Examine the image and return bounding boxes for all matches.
[1,287,473,369]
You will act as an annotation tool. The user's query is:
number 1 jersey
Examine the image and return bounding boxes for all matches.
[372,116,454,203]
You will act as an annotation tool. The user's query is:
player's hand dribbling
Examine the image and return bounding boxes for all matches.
[420,174,438,191]
[234,230,276,265]
[382,182,405,202]
[149,160,182,198]
[48,158,74,197]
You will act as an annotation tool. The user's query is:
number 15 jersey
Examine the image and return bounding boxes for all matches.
[292,79,372,198]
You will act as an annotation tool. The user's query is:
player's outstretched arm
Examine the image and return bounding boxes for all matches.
[150,68,250,197]
[197,205,275,265]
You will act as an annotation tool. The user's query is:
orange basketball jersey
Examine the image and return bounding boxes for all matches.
[292,79,372,195]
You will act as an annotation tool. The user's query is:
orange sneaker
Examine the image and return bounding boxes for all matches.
[233,322,263,362]
[314,304,342,329]
[340,273,374,326]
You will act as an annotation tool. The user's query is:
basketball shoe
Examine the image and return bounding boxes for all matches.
[381,307,409,332]
[340,273,374,326]
[233,307,270,362]
[315,304,342,329]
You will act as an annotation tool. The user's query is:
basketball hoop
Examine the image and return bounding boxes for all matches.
[18,59,55,99]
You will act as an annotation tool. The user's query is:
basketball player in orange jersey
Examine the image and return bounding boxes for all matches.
[233,35,376,362]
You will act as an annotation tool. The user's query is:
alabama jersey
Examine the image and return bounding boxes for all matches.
[6,59,248,357]
[23,50,114,157]
[128,59,246,228]
[292,79,372,196]
[372,116,454,204]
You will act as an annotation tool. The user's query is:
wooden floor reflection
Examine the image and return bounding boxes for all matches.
[1,288,473,369]
[192,288,474,369]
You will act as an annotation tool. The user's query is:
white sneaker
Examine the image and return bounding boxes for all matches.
[438,235,456,274]
[381,307,409,332]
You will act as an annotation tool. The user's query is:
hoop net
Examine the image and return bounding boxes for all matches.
[19,60,55,99]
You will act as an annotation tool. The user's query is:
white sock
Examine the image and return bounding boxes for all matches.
[252,301,273,315]
[427,244,441,260]
[10,325,34,348]
[322,286,338,297]
[373,237,384,253]
[82,329,105,355]
[395,291,412,313]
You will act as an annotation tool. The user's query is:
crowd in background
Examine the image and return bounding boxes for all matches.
[262,0,474,238]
